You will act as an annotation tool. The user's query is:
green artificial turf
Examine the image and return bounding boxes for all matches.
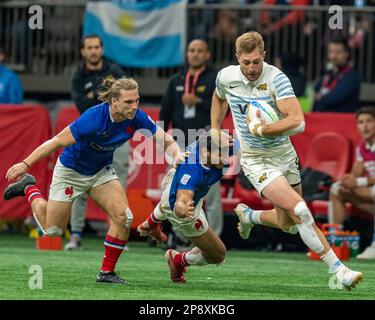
[0,234,374,300]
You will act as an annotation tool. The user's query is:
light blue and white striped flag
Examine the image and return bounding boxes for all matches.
[83,0,187,68]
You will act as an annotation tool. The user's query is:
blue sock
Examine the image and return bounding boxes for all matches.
[245,208,254,224]
[71,231,82,239]
[37,227,43,236]
[331,260,343,273]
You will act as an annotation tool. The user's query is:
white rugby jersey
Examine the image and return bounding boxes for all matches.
[215,62,296,157]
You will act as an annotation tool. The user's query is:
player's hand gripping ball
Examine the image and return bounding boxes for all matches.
[247,100,279,136]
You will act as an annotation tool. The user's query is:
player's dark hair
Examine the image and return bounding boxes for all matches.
[97,77,138,103]
[197,131,233,156]
[356,106,375,119]
[80,34,103,49]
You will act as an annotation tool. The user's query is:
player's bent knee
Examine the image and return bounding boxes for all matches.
[208,247,226,264]
[112,212,126,228]
[294,201,324,253]
[294,201,314,225]
[206,254,225,264]
[112,208,133,229]
[217,251,226,264]
[45,226,63,236]
[124,208,133,229]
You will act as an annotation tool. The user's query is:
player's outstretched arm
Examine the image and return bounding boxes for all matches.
[258,97,305,137]
[174,189,195,219]
[5,127,76,181]
[210,91,228,131]
[152,126,189,167]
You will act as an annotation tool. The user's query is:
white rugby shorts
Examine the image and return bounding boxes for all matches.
[49,159,119,202]
[241,148,301,195]
[156,168,209,238]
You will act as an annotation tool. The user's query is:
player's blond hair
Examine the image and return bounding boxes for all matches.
[97,77,138,104]
[236,31,265,55]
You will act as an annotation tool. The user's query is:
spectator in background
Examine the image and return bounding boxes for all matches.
[313,37,361,113]
[275,53,306,97]
[328,106,375,260]
[208,9,239,65]
[0,46,23,104]
[260,0,310,34]
[67,34,130,250]
[160,39,224,246]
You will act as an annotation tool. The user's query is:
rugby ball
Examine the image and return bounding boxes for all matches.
[247,100,279,125]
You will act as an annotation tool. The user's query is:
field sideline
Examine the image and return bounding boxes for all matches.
[0,235,374,300]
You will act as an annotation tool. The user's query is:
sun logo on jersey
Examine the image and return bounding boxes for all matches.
[258,173,268,184]
[257,83,267,91]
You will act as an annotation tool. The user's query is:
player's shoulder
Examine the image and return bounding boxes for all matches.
[263,63,285,81]
[264,63,291,87]
[82,102,107,118]
[217,65,241,85]
[135,108,150,120]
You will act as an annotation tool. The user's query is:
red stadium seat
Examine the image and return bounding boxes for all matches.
[306,133,371,222]
[232,178,274,210]
[304,131,352,180]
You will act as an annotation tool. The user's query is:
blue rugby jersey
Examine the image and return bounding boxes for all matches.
[168,142,224,210]
[59,102,156,175]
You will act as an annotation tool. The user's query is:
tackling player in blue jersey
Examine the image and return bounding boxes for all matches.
[137,130,236,283]
[4,77,183,284]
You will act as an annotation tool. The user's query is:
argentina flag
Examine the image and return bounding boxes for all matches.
[83,0,187,67]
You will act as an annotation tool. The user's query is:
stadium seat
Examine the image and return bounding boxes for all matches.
[232,178,273,210]
[306,133,373,222]
[304,131,352,180]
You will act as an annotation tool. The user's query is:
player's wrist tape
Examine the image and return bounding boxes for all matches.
[22,160,30,168]
[256,125,264,137]
[248,122,263,137]
[356,177,368,187]
[281,121,305,136]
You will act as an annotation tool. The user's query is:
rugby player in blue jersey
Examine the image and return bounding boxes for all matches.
[137,130,235,283]
[4,77,183,284]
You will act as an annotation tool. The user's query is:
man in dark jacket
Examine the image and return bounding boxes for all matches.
[66,35,129,250]
[71,35,125,114]
[160,40,218,148]
[159,39,224,244]
[313,37,361,113]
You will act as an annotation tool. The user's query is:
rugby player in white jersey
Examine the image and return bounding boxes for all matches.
[210,31,363,290]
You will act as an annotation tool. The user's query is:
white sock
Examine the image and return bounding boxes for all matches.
[185,249,208,266]
[153,205,167,221]
[327,201,334,224]
[244,210,262,225]
[321,249,344,273]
